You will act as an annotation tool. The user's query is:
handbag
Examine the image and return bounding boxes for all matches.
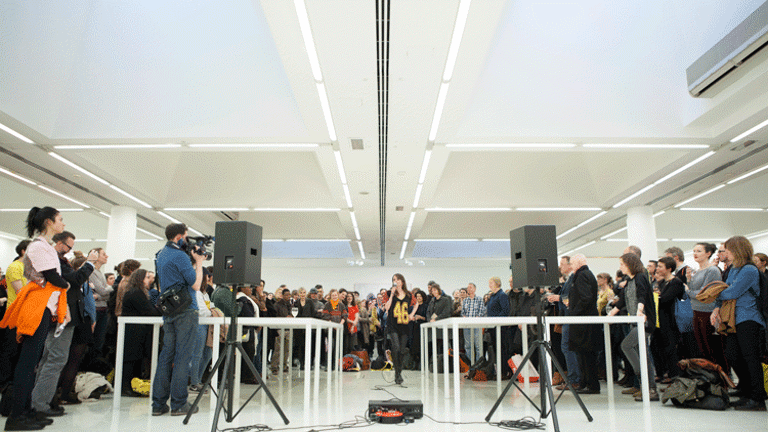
[675,292,694,333]
[158,282,192,316]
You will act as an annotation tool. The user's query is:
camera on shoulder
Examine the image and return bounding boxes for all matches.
[183,235,214,261]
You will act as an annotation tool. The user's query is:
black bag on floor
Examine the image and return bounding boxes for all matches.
[0,384,12,417]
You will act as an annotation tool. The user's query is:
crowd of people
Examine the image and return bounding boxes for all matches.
[0,205,766,430]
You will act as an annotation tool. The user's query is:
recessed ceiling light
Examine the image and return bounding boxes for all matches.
[442,0,472,82]
[583,144,709,149]
[674,184,726,208]
[726,163,768,184]
[110,185,152,208]
[55,144,182,150]
[38,185,90,208]
[600,227,627,240]
[680,207,764,212]
[0,166,36,185]
[187,143,318,148]
[429,83,450,142]
[49,152,110,185]
[252,208,341,212]
[164,208,250,212]
[399,241,408,260]
[157,211,181,224]
[425,207,512,212]
[447,143,576,149]
[517,207,601,212]
[0,123,34,143]
[730,118,768,142]
[418,150,432,184]
[654,151,715,185]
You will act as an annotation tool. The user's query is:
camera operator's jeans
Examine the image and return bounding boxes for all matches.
[464,328,483,364]
[152,310,198,411]
[189,324,212,386]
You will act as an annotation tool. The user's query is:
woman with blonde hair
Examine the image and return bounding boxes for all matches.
[711,236,766,411]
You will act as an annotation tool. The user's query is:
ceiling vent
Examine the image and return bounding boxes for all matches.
[220,211,240,221]
[687,1,768,97]
[351,138,364,150]
[731,140,757,151]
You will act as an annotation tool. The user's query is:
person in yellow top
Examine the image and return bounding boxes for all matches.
[596,273,614,316]
[5,240,31,305]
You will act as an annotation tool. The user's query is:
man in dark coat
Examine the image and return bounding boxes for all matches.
[567,254,600,394]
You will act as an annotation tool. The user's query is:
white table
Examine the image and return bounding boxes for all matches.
[421,315,650,409]
[114,316,343,410]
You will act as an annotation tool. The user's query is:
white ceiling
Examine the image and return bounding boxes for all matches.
[2,0,768,266]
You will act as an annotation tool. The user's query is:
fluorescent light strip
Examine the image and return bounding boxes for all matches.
[164,208,249,212]
[110,185,152,209]
[747,230,768,240]
[252,208,341,212]
[0,123,33,143]
[157,211,181,224]
[600,227,627,240]
[357,241,365,260]
[606,238,628,242]
[556,211,607,240]
[55,144,181,150]
[428,83,450,142]
[481,239,509,242]
[404,211,416,240]
[316,83,337,141]
[412,184,423,209]
[680,207,764,212]
[0,233,22,241]
[671,238,726,243]
[0,167,36,185]
[98,211,111,218]
[417,150,432,184]
[137,227,163,240]
[612,184,655,208]
[674,184,726,207]
[425,207,511,212]
[342,184,353,208]
[726,163,768,184]
[294,0,322,82]
[135,258,151,261]
[75,239,94,242]
[517,207,601,212]
[187,227,204,236]
[731,118,768,142]
[583,144,709,149]
[442,0,472,82]
[653,211,665,218]
[285,239,350,242]
[654,151,715,185]
[38,185,90,208]
[415,239,478,242]
[350,211,360,240]
[136,239,159,242]
[399,241,408,260]
[49,152,110,185]
[334,150,347,184]
[0,208,82,212]
[573,241,596,252]
[188,143,317,149]
[446,143,576,149]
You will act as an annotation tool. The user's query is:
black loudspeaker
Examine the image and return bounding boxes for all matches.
[510,225,559,289]
[213,221,262,286]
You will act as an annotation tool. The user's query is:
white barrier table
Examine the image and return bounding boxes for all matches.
[114,316,343,410]
[421,315,650,409]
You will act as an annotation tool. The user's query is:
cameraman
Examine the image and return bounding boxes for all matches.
[151,223,204,416]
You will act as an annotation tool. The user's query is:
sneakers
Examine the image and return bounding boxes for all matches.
[634,388,659,402]
[152,405,170,416]
[188,384,209,395]
[621,387,640,395]
[171,402,200,416]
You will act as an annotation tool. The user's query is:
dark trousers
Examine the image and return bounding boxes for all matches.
[576,349,599,391]
[725,320,767,401]
[692,311,728,371]
[389,331,408,374]
[487,326,513,376]
[92,308,109,357]
[0,327,19,386]
[11,309,51,417]
[657,325,680,377]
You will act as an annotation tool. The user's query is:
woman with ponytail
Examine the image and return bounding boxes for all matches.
[0,207,70,430]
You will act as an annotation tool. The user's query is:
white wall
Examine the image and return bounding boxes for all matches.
[0,237,18,273]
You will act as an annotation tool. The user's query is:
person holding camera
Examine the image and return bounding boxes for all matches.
[151,223,204,417]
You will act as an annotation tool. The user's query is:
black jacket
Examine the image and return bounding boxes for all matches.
[568,265,599,351]
[60,257,94,327]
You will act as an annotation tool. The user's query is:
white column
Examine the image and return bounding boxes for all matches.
[626,206,657,261]
[106,206,137,267]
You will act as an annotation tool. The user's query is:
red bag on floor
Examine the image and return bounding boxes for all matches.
[508,355,539,383]
[351,350,370,370]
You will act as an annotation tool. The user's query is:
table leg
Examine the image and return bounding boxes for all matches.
[638,323,650,408]
[522,324,528,389]
[442,325,449,398]
[496,326,501,389]
[149,323,160,401]
[604,322,613,399]
[304,323,311,401]
[113,320,125,410]
[452,322,460,399]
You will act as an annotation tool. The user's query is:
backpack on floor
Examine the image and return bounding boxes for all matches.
[459,352,471,373]
[351,350,371,370]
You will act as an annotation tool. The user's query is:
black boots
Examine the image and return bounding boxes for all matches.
[393,352,404,385]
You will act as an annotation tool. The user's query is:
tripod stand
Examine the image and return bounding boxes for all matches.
[485,292,592,432]
[184,285,289,431]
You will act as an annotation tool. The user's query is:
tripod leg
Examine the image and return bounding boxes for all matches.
[539,352,561,432]
[183,345,230,425]
[209,344,235,432]
[485,340,541,422]
[541,343,593,422]
[235,343,290,425]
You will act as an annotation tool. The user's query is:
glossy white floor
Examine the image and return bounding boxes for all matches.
[4,370,767,432]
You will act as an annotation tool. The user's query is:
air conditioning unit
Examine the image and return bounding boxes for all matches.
[687,1,768,97]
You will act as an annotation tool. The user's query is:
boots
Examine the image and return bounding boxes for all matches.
[394,352,404,385]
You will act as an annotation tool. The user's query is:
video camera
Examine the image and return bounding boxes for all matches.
[184,235,214,261]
